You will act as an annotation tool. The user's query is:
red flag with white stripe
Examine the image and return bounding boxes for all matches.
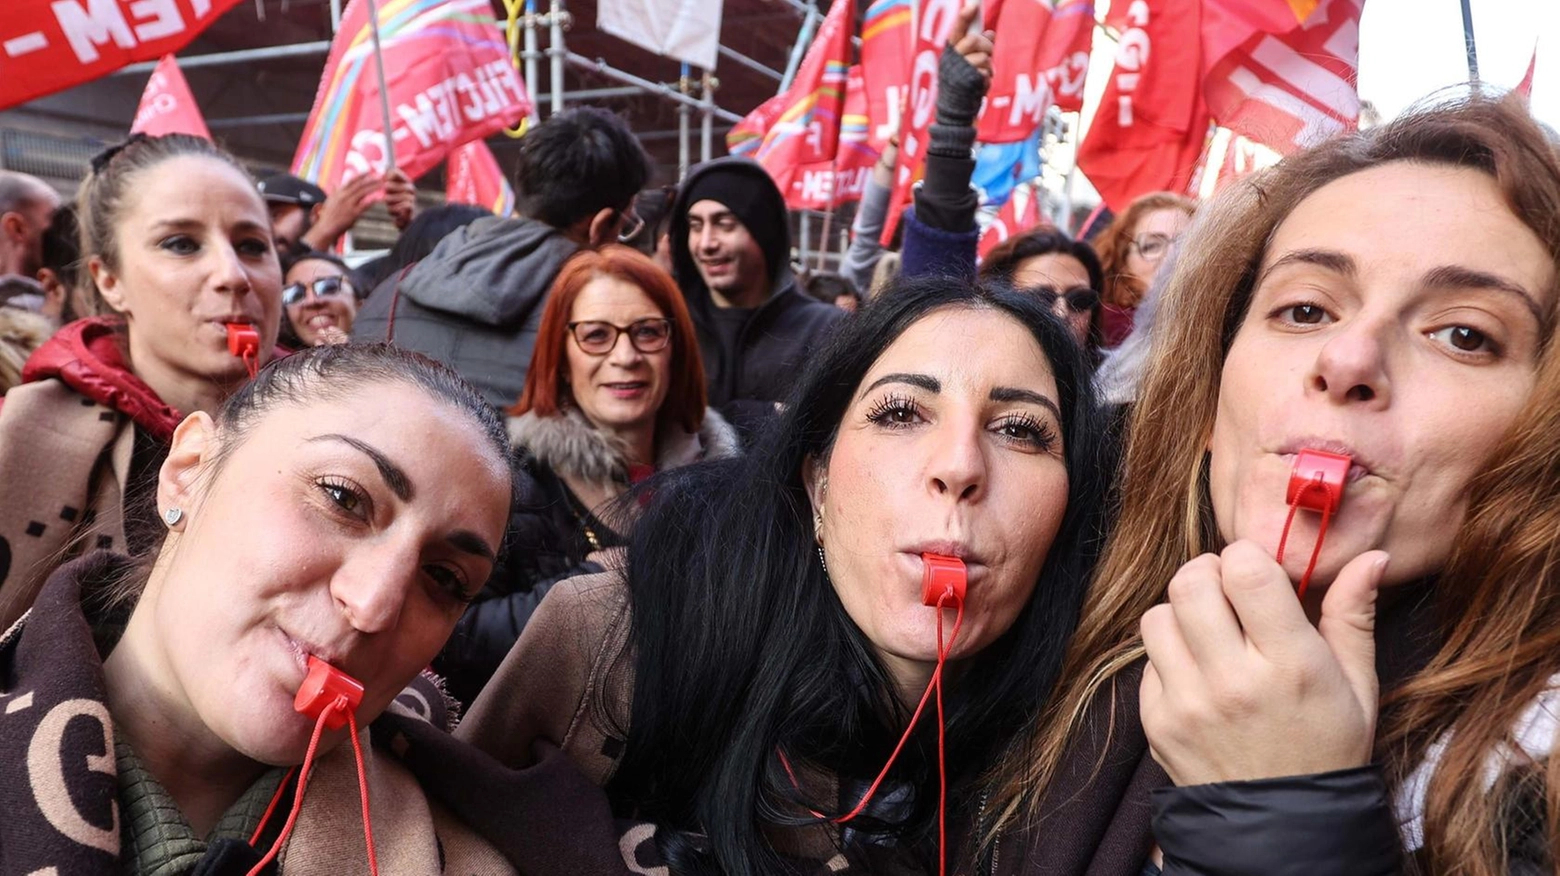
[976,0,1094,144]
[131,55,211,140]
[1201,0,1363,154]
[1077,0,1210,213]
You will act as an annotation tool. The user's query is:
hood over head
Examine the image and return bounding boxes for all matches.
[394,215,581,328]
[671,158,792,307]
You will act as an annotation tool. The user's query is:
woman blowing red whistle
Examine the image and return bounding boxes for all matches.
[0,345,648,875]
[980,96,1560,876]
[0,134,284,631]
[459,274,1112,874]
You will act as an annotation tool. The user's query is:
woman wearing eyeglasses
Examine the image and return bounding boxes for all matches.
[1093,192,1196,349]
[280,249,358,348]
[435,245,739,704]
[980,228,1105,355]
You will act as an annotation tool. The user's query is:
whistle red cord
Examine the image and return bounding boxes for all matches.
[1274,475,1336,600]
[346,710,381,876]
[776,591,965,876]
[246,696,379,876]
[242,348,258,380]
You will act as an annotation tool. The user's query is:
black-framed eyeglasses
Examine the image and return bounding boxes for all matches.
[282,275,354,306]
[567,318,673,355]
[1025,285,1100,313]
[1130,232,1177,262]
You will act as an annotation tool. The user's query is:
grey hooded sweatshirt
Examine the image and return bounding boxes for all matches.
[353,214,579,408]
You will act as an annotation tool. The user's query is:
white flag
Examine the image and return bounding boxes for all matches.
[598,0,723,71]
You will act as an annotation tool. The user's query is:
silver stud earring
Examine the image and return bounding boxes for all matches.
[163,507,183,527]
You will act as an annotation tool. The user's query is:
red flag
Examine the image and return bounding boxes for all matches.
[292,0,532,192]
[447,139,515,216]
[882,0,969,246]
[978,183,1048,260]
[726,92,789,157]
[860,0,915,147]
[1517,42,1538,99]
[1077,0,1210,213]
[787,66,879,210]
[977,0,1095,143]
[740,0,855,198]
[131,55,210,139]
[1202,0,1363,154]
[0,0,244,111]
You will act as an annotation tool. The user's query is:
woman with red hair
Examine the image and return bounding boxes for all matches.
[436,245,739,704]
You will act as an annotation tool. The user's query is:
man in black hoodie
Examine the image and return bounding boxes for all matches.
[671,157,843,440]
[353,108,652,408]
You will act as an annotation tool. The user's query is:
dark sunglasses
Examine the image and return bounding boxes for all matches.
[282,276,354,306]
[1024,285,1100,313]
[567,318,673,355]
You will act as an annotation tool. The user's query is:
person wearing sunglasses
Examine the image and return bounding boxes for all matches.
[434,245,739,705]
[980,227,1106,356]
[280,249,357,348]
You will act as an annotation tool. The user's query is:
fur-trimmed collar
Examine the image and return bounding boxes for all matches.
[507,406,740,486]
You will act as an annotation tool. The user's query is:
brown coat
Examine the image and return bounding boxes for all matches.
[457,570,635,785]
[459,572,969,874]
[0,376,137,631]
[0,317,186,633]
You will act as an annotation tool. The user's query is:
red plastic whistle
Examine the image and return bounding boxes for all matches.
[1286,449,1351,512]
[294,656,364,731]
[921,554,968,606]
[226,322,259,358]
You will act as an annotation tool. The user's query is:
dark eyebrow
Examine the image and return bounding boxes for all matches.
[447,529,497,564]
[1258,248,1357,285]
[989,386,1063,422]
[1420,264,1544,325]
[861,372,941,398]
[308,434,413,501]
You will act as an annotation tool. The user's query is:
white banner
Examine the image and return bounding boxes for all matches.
[597,0,723,71]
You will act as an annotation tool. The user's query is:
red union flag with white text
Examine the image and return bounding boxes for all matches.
[131,55,210,139]
[292,0,532,191]
[1076,0,1210,213]
[788,66,878,210]
[977,0,1094,143]
[740,0,854,198]
[0,0,244,110]
[882,0,967,245]
[1201,0,1363,154]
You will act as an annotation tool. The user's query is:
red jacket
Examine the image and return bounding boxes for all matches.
[19,316,183,442]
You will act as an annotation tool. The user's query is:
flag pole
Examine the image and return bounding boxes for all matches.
[1459,0,1479,82]
[364,0,398,171]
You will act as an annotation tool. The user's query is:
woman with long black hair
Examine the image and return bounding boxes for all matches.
[460,273,1112,873]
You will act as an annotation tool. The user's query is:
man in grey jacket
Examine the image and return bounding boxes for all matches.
[353,108,653,408]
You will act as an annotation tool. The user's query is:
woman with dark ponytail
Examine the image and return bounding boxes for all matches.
[461,273,1112,873]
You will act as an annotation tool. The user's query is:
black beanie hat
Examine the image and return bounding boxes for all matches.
[682,164,788,280]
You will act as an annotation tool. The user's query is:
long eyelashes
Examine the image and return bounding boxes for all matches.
[865,394,920,426]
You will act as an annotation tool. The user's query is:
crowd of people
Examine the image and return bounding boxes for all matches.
[1,7,1559,875]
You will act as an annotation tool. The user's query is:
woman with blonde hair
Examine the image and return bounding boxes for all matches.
[991,95,1560,874]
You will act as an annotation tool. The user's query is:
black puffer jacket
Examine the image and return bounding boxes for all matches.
[435,407,741,706]
[670,158,843,441]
